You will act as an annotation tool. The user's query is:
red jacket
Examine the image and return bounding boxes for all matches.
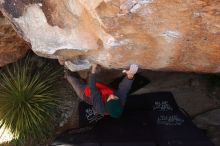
[84,82,113,103]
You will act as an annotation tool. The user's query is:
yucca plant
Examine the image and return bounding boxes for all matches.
[0,56,62,145]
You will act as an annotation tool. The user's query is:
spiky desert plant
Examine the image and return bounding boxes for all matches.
[0,56,61,145]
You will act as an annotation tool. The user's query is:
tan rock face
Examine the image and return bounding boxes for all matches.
[0,13,29,67]
[0,0,219,72]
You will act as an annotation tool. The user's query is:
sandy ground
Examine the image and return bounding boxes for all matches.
[0,124,13,144]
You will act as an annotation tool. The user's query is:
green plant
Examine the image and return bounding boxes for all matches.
[0,56,61,145]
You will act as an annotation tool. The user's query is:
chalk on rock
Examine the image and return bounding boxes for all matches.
[65,59,91,72]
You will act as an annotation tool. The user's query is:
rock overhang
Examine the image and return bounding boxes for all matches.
[0,0,219,72]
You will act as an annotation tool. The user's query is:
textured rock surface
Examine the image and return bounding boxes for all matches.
[0,0,220,72]
[194,109,220,146]
[0,13,29,67]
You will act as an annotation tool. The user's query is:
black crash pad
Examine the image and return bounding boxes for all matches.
[52,92,214,146]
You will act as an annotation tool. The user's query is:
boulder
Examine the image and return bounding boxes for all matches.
[0,0,219,72]
[0,12,29,67]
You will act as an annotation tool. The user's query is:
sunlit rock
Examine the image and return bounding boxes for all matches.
[0,0,219,72]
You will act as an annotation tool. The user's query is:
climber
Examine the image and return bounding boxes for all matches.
[65,63,138,118]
